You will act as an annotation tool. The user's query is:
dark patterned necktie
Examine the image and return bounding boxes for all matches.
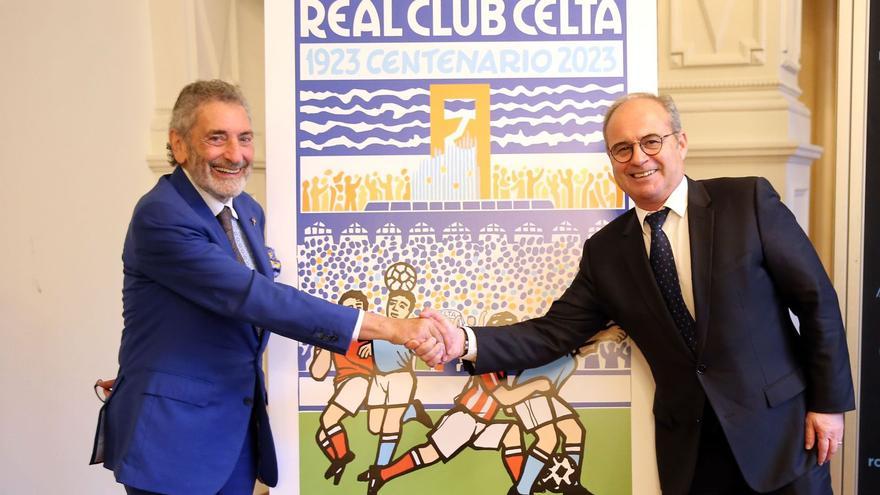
[217,206,254,269]
[217,206,262,338]
[646,208,696,352]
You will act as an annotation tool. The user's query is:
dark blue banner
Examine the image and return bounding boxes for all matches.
[859,2,880,492]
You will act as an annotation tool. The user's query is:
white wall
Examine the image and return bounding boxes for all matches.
[0,1,155,492]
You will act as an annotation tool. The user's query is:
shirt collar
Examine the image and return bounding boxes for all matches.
[181,166,238,219]
[634,176,689,228]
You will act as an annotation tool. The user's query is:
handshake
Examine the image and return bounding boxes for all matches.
[360,308,464,367]
[95,309,467,403]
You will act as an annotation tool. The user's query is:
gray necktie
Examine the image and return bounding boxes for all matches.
[217,206,262,338]
[646,208,696,352]
[217,206,255,269]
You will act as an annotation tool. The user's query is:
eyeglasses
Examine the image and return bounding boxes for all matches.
[608,132,677,163]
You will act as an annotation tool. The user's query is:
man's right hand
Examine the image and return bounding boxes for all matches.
[360,313,446,366]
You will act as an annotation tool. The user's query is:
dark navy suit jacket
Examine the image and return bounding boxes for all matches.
[469,177,854,493]
[101,167,358,494]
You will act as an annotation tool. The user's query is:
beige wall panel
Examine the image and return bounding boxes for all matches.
[0,1,155,493]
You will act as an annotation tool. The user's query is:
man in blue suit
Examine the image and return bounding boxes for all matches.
[96,80,445,495]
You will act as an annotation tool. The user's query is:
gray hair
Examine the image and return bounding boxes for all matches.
[166,79,251,165]
[602,93,682,142]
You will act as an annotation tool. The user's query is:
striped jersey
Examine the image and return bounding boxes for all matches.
[455,372,504,421]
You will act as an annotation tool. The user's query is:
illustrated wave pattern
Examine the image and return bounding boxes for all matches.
[297,81,624,154]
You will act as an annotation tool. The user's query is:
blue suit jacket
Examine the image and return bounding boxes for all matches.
[102,167,358,494]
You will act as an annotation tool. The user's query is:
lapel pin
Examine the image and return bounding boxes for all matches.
[250,217,257,226]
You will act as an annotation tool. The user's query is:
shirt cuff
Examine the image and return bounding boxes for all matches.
[351,310,365,341]
[461,325,477,361]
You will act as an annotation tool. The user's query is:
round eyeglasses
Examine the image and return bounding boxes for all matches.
[608,132,677,163]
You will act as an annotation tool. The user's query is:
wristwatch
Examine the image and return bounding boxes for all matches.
[460,326,469,358]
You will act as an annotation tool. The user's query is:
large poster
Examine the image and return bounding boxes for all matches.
[266,1,658,494]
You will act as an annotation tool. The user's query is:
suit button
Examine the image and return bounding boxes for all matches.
[243,397,254,406]
[696,364,707,375]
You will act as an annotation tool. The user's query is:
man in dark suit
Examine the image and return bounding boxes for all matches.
[421,93,854,494]
[95,80,446,495]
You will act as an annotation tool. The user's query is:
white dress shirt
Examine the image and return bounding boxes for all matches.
[634,177,695,320]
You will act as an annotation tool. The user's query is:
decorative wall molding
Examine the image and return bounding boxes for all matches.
[660,78,802,95]
[779,0,803,74]
[669,0,766,67]
[660,0,816,229]
[671,97,811,118]
[686,141,822,161]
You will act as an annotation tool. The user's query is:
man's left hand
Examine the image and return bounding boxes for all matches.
[804,411,845,465]
[94,378,116,402]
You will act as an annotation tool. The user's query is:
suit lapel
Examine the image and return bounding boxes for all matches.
[620,211,694,358]
[686,178,714,356]
[233,200,272,278]
[168,167,234,256]
[233,199,273,349]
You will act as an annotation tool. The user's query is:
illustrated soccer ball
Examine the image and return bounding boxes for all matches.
[538,454,577,492]
[384,261,417,291]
